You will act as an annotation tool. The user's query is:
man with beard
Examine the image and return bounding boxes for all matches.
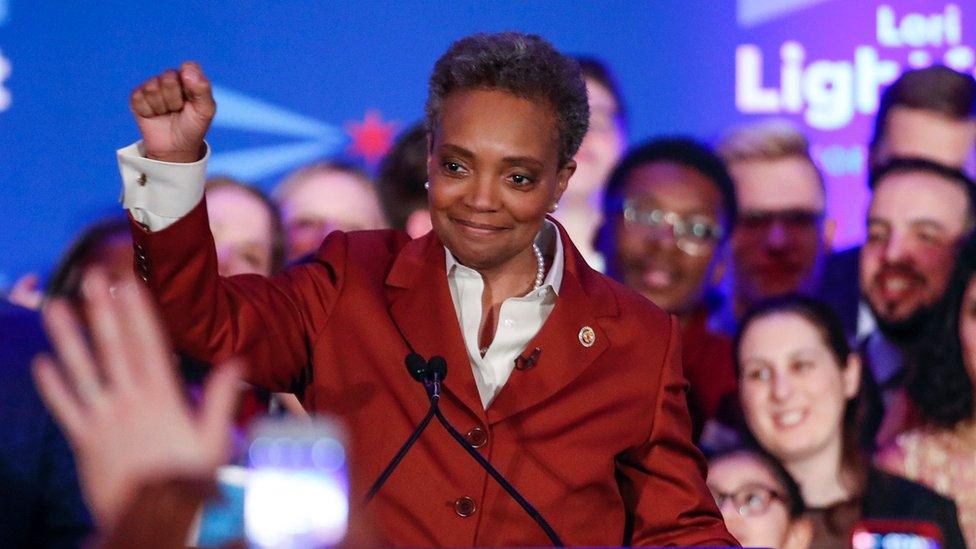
[821,66,976,338]
[712,119,834,333]
[599,137,738,443]
[861,157,976,445]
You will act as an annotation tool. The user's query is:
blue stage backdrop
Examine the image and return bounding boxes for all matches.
[0,1,973,288]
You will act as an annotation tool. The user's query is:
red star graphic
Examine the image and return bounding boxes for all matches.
[346,110,398,164]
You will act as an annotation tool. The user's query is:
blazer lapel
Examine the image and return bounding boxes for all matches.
[486,224,618,426]
[385,233,485,420]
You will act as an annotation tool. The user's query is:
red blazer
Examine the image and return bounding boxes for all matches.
[132,199,736,547]
[681,310,738,442]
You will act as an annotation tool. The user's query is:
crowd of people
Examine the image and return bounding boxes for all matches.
[3,30,976,548]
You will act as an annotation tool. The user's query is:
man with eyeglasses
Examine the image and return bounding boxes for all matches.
[598,137,738,443]
[714,119,834,335]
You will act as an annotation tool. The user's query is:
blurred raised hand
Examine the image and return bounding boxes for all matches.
[129,61,215,163]
[32,270,239,530]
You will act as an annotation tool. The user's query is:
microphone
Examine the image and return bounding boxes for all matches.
[365,353,564,546]
[362,353,439,504]
[422,358,562,546]
[514,347,541,371]
[405,353,446,399]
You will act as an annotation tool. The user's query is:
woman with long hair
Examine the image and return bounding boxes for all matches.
[877,233,976,545]
[735,295,965,548]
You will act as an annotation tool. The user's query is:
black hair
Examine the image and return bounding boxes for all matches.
[376,122,428,231]
[905,232,976,428]
[869,156,976,227]
[602,137,738,234]
[47,216,132,300]
[733,295,868,495]
[870,65,976,160]
[708,444,806,518]
[575,56,627,126]
[425,32,589,166]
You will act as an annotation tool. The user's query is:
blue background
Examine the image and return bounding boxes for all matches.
[0,1,972,288]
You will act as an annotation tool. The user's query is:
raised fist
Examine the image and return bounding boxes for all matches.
[129,61,215,164]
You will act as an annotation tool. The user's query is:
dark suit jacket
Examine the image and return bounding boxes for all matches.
[0,300,92,546]
[818,245,861,340]
[131,198,736,547]
[863,468,966,549]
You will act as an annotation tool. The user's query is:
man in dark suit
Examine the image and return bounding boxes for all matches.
[818,67,976,447]
[0,299,92,545]
[820,66,976,341]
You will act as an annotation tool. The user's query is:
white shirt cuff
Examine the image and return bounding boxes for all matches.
[117,140,210,231]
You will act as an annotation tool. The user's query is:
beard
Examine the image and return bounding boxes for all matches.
[869,301,936,347]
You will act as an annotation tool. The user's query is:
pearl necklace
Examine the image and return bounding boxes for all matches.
[532,242,546,289]
[478,242,546,357]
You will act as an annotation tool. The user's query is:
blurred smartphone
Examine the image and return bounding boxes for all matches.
[191,465,247,546]
[191,416,349,548]
[851,519,942,549]
[246,416,349,547]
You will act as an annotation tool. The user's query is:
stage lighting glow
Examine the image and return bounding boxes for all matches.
[244,417,349,548]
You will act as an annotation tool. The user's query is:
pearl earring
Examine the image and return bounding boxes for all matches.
[550,202,559,212]
[424,181,430,190]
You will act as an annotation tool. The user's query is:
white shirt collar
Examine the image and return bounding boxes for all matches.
[444,218,564,297]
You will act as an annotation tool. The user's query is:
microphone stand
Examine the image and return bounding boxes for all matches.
[425,370,563,547]
[364,356,563,547]
[362,353,441,504]
[362,405,436,504]
[431,405,563,546]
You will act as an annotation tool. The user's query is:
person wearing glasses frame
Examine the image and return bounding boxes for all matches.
[598,137,739,443]
[735,295,966,548]
[707,447,812,549]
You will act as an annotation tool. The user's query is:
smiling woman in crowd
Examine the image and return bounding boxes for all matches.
[735,295,966,548]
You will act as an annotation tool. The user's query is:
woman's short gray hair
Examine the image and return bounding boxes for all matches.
[425,32,589,166]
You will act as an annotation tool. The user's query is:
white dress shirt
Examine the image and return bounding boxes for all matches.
[117,141,564,410]
[446,220,563,408]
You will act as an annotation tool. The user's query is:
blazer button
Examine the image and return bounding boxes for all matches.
[465,427,488,449]
[454,496,476,517]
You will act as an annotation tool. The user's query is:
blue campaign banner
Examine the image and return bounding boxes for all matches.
[0,1,972,287]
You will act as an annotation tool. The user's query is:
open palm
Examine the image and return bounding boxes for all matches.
[32,271,239,529]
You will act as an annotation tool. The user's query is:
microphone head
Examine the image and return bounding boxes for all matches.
[428,356,447,381]
[405,353,430,382]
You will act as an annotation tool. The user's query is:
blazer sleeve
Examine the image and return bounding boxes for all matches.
[130,197,342,393]
[618,315,739,547]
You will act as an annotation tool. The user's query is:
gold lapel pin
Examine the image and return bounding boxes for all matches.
[578,326,596,348]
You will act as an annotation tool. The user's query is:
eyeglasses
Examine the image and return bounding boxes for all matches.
[737,209,824,235]
[621,199,724,257]
[711,483,785,517]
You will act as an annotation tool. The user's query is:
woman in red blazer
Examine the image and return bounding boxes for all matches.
[119,32,736,547]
